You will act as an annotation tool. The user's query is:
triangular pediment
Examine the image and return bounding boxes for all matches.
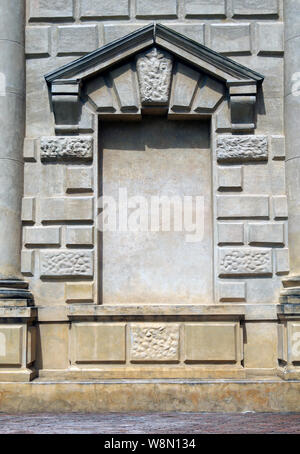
[45,23,263,85]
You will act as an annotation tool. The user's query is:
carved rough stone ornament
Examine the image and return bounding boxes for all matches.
[136,47,173,105]
[130,324,179,361]
[219,248,272,276]
[40,251,93,277]
[217,135,268,162]
[41,136,93,161]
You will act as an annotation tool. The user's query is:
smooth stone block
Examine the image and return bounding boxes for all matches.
[0,325,23,366]
[257,23,284,55]
[22,197,35,223]
[21,250,35,276]
[40,250,94,277]
[73,323,126,363]
[271,135,285,160]
[275,248,290,275]
[244,322,277,368]
[185,323,239,362]
[29,0,74,20]
[37,324,69,370]
[80,0,129,18]
[24,227,61,247]
[288,322,300,363]
[185,0,226,17]
[66,167,93,193]
[171,62,200,111]
[104,24,142,44]
[218,166,243,190]
[39,197,94,222]
[219,282,246,302]
[65,283,94,302]
[26,27,50,57]
[210,24,251,54]
[248,223,285,245]
[217,195,269,218]
[66,226,94,246]
[218,223,244,245]
[57,25,98,56]
[273,196,288,219]
[136,0,177,18]
[130,324,180,363]
[232,0,278,16]
[23,138,37,162]
[219,248,272,276]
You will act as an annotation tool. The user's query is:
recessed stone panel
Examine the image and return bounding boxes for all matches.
[217,136,268,162]
[185,0,226,17]
[185,323,239,363]
[0,325,23,366]
[21,250,35,276]
[210,24,251,54]
[217,195,269,219]
[288,323,300,363]
[40,250,94,277]
[271,136,285,160]
[41,136,93,162]
[130,324,180,362]
[219,248,272,276]
[73,323,126,363]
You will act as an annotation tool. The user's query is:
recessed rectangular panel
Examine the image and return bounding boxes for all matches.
[100,118,212,304]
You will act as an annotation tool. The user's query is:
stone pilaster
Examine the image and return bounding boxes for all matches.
[0,0,32,303]
[281,0,300,304]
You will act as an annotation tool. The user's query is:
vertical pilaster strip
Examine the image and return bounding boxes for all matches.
[0,0,32,301]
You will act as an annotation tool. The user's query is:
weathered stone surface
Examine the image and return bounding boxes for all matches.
[26,27,50,57]
[248,223,285,245]
[217,195,269,218]
[57,25,98,56]
[210,24,251,54]
[24,227,61,247]
[185,0,226,17]
[40,250,93,277]
[219,248,272,276]
[29,0,74,21]
[73,323,126,363]
[80,0,129,18]
[41,136,93,161]
[185,323,239,362]
[218,166,243,190]
[257,23,284,55]
[130,324,180,362]
[217,135,268,162]
[136,0,177,18]
[232,0,278,16]
[136,48,173,105]
[40,197,93,222]
[218,223,244,244]
[219,282,246,302]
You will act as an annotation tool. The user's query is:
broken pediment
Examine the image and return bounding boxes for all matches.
[45,23,264,132]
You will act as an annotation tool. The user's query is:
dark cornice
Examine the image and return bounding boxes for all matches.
[45,23,264,84]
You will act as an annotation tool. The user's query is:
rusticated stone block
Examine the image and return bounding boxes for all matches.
[136,0,177,18]
[40,250,93,277]
[275,248,290,275]
[185,0,226,17]
[0,326,23,366]
[26,27,50,57]
[210,24,251,54]
[217,135,268,162]
[219,282,246,302]
[218,223,244,245]
[41,136,93,161]
[24,227,61,247]
[271,136,285,160]
[65,167,93,193]
[136,48,173,105]
[23,138,37,162]
[185,323,239,362]
[80,0,129,18]
[248,223,284,245]
[217,195,269,218]
[218,166,243,190]
[130,324,180,362]
[232,0,278,17]
[57,25,98,56]
[257,23,284,55]
[21,250,35,276]
[40,197,93,222]
[219,248,272,276]
[65,282,94,302]
[29,0,74,21]
[273,196,288,219]
[22,198,35,223]
[73,323,126,363]
[66,226,94,246]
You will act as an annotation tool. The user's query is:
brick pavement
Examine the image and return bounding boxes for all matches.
[0,412,300,434]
